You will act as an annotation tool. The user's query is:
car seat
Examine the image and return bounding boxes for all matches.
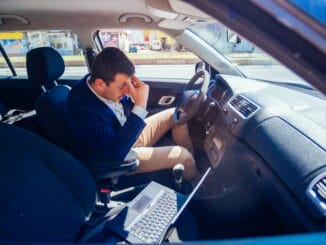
[0,123,98,242]
[0,99,8,116]
[28,47,182,195]
[0,123,199,243]
[27,47,139,201]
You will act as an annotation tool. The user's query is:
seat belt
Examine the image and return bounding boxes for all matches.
[1,109,36,124]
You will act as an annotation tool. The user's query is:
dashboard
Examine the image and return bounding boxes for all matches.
[201,74,326,230]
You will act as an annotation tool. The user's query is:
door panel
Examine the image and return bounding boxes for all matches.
[0,76,189,117]
[144,80,187,115]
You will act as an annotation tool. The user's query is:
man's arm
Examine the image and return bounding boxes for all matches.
[67,109,145,161]
[67,76,149,161]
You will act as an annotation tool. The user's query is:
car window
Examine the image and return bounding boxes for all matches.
[97,30,200,81]
[0,31,87,77]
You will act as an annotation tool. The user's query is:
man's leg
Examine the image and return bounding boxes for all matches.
[135,108,193,152]
[132,108,197,179]
[171,120,194,155]
[131,146,197,180]
[134,108,175,147]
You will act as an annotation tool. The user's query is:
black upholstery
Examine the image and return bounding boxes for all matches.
[29,47,138,180]
[0,47,140,241]
[27,47,65,88]
[0,99,7,115]
[0,123,97,242]
[34,86,91,160]
[35,86,139,179]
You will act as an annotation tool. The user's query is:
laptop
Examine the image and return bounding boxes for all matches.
[106,167,211,244]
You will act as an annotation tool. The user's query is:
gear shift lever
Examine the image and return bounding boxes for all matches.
[173,163,184,191]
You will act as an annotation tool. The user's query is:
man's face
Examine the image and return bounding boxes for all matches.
[101,73,130,102]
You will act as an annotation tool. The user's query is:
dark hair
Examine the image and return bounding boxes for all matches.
[90,47,135,84]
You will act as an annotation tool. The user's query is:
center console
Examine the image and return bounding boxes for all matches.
[204,118,234,168]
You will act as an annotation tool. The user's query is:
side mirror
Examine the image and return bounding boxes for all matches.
[227,30,241,44]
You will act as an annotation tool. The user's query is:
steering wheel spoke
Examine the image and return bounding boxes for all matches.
[174,70,210,124]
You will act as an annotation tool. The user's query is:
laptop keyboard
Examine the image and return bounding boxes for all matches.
[129,191,185,243]
[106,168,211,244]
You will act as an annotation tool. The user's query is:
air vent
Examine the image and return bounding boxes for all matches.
[307,174,326,216]
[229,95,258,118]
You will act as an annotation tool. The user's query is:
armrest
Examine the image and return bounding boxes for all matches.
[85,150,139,180]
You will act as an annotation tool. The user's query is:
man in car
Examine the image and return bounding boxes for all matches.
[65,47,198,180]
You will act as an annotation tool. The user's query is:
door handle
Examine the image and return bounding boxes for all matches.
[158,96,175,106]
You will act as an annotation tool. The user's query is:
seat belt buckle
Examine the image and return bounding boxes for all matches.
[99,188,111,204]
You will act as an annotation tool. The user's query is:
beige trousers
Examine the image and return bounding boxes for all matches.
[131,108,197,180]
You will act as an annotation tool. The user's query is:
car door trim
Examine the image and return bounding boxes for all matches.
[158,96,175,105]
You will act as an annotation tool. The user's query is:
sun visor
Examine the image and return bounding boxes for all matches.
[168,0,212,19]
[158,19,192,30]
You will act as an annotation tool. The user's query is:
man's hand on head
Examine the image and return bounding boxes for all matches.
[127,76,149,109]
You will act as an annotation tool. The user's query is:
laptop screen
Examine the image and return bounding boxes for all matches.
[171,166,211,224]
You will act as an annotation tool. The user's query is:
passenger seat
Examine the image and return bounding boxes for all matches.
[0,123,98,242]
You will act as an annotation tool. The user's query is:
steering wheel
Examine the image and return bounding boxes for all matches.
[174,70,210,124]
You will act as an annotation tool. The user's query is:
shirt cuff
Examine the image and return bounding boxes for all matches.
[132,105,148,120]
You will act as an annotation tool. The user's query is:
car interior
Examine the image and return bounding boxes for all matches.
[0,0,325,243]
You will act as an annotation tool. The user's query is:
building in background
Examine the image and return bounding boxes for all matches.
[0,31,81,56]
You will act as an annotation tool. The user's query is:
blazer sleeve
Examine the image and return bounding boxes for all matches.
[66,80,146,161]
[68,106,146,161]
[91,111,146,160]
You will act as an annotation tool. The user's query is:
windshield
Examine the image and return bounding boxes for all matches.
[188,22,311,88]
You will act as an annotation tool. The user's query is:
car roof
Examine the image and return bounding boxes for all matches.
[0,0,209,45]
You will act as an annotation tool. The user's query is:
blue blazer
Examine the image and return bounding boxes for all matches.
[65,75,146,161]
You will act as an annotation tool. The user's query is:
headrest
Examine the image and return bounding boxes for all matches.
[27,47,65,87]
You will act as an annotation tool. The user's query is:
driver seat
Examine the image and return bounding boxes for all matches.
[28,47,138,192]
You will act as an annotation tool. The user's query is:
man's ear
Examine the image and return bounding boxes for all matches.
[93,78,107,92]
